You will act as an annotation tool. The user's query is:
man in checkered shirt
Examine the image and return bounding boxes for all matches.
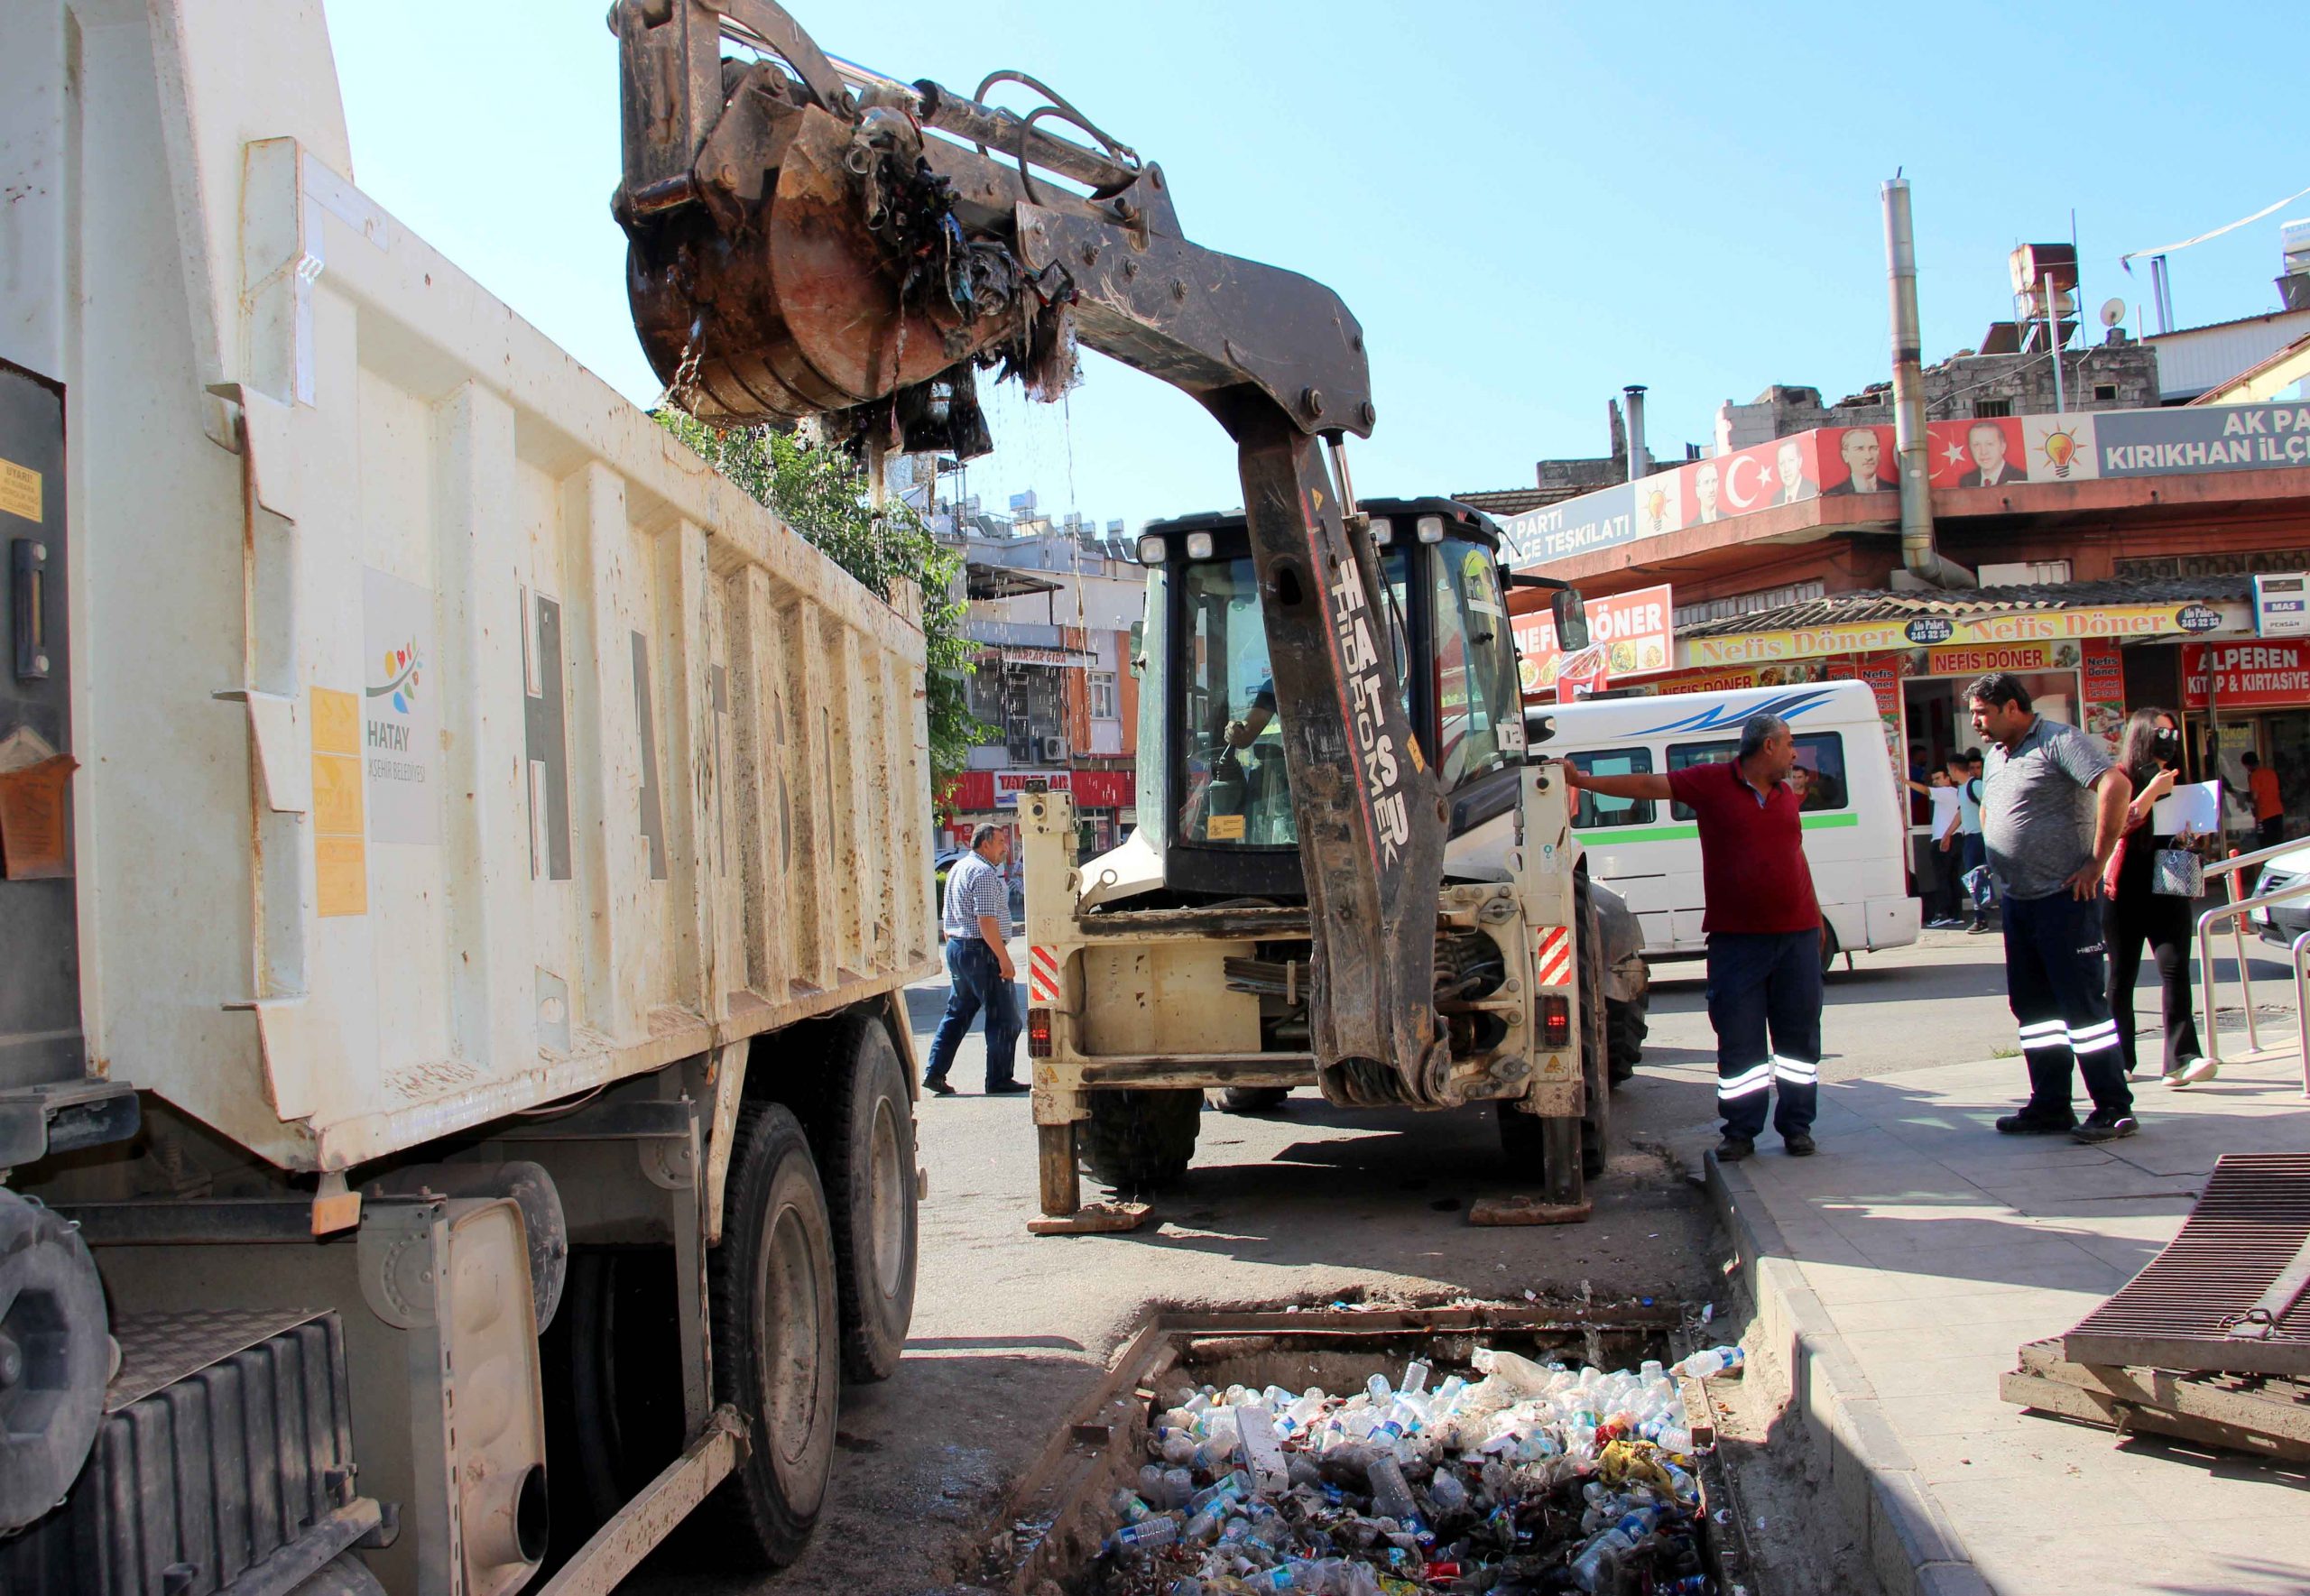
[923,824,1028,1096]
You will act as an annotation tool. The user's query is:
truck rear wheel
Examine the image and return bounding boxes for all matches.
[1605,997,1647,1085]
[702,1102,840,1571]
[1205,1086,1291,1114]
[803,1014,919,1385]
[1079,1089,1202,1191]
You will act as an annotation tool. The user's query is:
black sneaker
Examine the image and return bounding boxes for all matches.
[2071,1109,2139,1143]
[1995,1109,2077,1135]
[923,1076,956,1097]
[984,1079,1030,1095]
[1968,920,1992,935]
[1783,1131,1816,1157]
[1716,1135,1755,1162]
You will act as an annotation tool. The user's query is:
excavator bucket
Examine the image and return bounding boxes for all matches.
[610,0,1455,1104]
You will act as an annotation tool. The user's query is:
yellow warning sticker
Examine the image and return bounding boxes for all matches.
[315,834,367,918]
[1206,812,1246,840]
[0,457,40,523]
[310,750,365,835]
[310,687,359,755]
[309,686,365,915]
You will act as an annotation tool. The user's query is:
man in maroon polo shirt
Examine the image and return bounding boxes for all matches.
[1565,711,1825,1160]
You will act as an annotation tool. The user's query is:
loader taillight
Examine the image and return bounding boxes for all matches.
[1028,1007,1053,1058]
[1540,995,1572,1050]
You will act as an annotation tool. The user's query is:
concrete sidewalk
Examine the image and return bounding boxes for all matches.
[1707,1047,2310,1596]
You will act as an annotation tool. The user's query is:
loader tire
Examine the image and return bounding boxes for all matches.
[1579,878,1611,1179]
[1605,995,1648,1086]
[1079,1089,1203,1192]
[1206,1086,1291,1114]
[802,1013,919,1385]
[700,1102,839,1571]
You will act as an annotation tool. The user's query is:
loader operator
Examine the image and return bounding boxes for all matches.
[1564,712,1825,1161]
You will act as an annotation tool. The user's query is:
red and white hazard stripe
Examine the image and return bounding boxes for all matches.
[1533,925,1574,987]
[1028,945,1062,1003]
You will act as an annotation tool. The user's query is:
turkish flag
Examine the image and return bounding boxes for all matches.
[1721,446,1776,513]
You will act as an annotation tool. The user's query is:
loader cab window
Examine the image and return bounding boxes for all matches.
[1174,549,1409,848]
[1431,540,1521,790]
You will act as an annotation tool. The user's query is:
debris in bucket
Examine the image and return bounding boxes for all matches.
[1095,1345,1742,1595]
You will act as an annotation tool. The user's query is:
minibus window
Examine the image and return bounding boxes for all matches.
[1568,749,1656,828]
[1667,732,1848,819]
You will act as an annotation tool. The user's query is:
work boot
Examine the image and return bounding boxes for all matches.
[923,1075,956,1097]
[1782,1131,1816,1157]
[1995,1108,2077,1135]
[2071,1109,2139,1143]
[984,1079,1030,1095]
[1715,1134,1755,1162]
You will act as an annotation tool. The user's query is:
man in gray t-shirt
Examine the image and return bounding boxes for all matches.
[1967,672,2137,1143]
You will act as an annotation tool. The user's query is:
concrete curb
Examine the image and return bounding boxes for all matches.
[1704,1151,1994,1596]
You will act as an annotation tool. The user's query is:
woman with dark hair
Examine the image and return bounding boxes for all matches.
[2103,706,2204,1082]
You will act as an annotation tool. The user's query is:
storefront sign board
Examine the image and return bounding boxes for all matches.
[2181,640,2310,710]
[1686,602,2248,669]
[1513,585,1674,699]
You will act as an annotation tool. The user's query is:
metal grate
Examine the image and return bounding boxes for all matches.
[2064,1154,2310,1377]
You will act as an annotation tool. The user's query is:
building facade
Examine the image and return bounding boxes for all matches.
[1500,398,2310,854]
[933,500,1146,862]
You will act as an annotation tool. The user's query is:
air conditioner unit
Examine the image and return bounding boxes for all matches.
[1039,734,1070,762]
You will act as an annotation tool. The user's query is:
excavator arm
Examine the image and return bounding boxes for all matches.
[609,0,1452,1102]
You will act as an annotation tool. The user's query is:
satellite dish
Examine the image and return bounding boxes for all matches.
[2099,297,2126,328]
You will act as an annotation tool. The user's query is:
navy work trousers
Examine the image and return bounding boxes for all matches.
[2002,890,2131,1118]
[1705,928,1823,1140]
[925,936,1021,1089]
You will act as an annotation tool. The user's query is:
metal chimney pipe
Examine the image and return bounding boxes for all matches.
[1623,384,1648,483]
[1883,177,1974,589]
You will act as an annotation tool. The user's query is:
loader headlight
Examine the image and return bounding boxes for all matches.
[1137,534,1169,564]
[1185,531,1215,560]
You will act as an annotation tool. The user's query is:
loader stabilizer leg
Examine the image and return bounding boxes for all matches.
[1027,1119,1150,1236]
[1226,406,1448,1107]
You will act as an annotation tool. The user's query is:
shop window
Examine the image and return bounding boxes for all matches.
[1568,749,1656,829]
[1667,733,1848,818]
[1973,399,2011,419]
[1088,670,1117,721]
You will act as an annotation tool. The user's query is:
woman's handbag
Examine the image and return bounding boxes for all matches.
[2151,846,2204,899]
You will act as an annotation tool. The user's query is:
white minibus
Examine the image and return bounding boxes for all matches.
[1537,680,1921,966]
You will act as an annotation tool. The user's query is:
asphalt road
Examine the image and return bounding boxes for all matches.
[654,920,2299,1594]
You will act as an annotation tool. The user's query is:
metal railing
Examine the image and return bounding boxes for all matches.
[2193,836,2310,1095]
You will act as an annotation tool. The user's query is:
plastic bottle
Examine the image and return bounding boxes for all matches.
[1567,1527,1636,1593]
[1427,1470,1470,1514]
[1113,1515,1181,1554]
[1400,1359,1430,1396]
[1188,1471,1250,1516]
[1113,1488,1151,1524]
[1670,1345,1745,1380]
[1163,1432,1198,1466]
[1366,1455,1418,1524]
[1365,1372,1393,1401]
[1242,1567,1296,1594]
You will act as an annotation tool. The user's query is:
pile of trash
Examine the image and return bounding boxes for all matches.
[1095,1344,1742,1596]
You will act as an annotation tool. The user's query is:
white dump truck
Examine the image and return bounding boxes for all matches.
[0,4,933,1591]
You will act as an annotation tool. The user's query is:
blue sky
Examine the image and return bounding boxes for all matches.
[324,1,2304,531]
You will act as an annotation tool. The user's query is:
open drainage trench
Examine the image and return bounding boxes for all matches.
[974,1303,1761,1596]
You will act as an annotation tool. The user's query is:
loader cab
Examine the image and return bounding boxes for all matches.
[1131,498,1532,901]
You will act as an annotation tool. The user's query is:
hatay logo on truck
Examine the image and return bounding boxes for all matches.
[363,567,441,844]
